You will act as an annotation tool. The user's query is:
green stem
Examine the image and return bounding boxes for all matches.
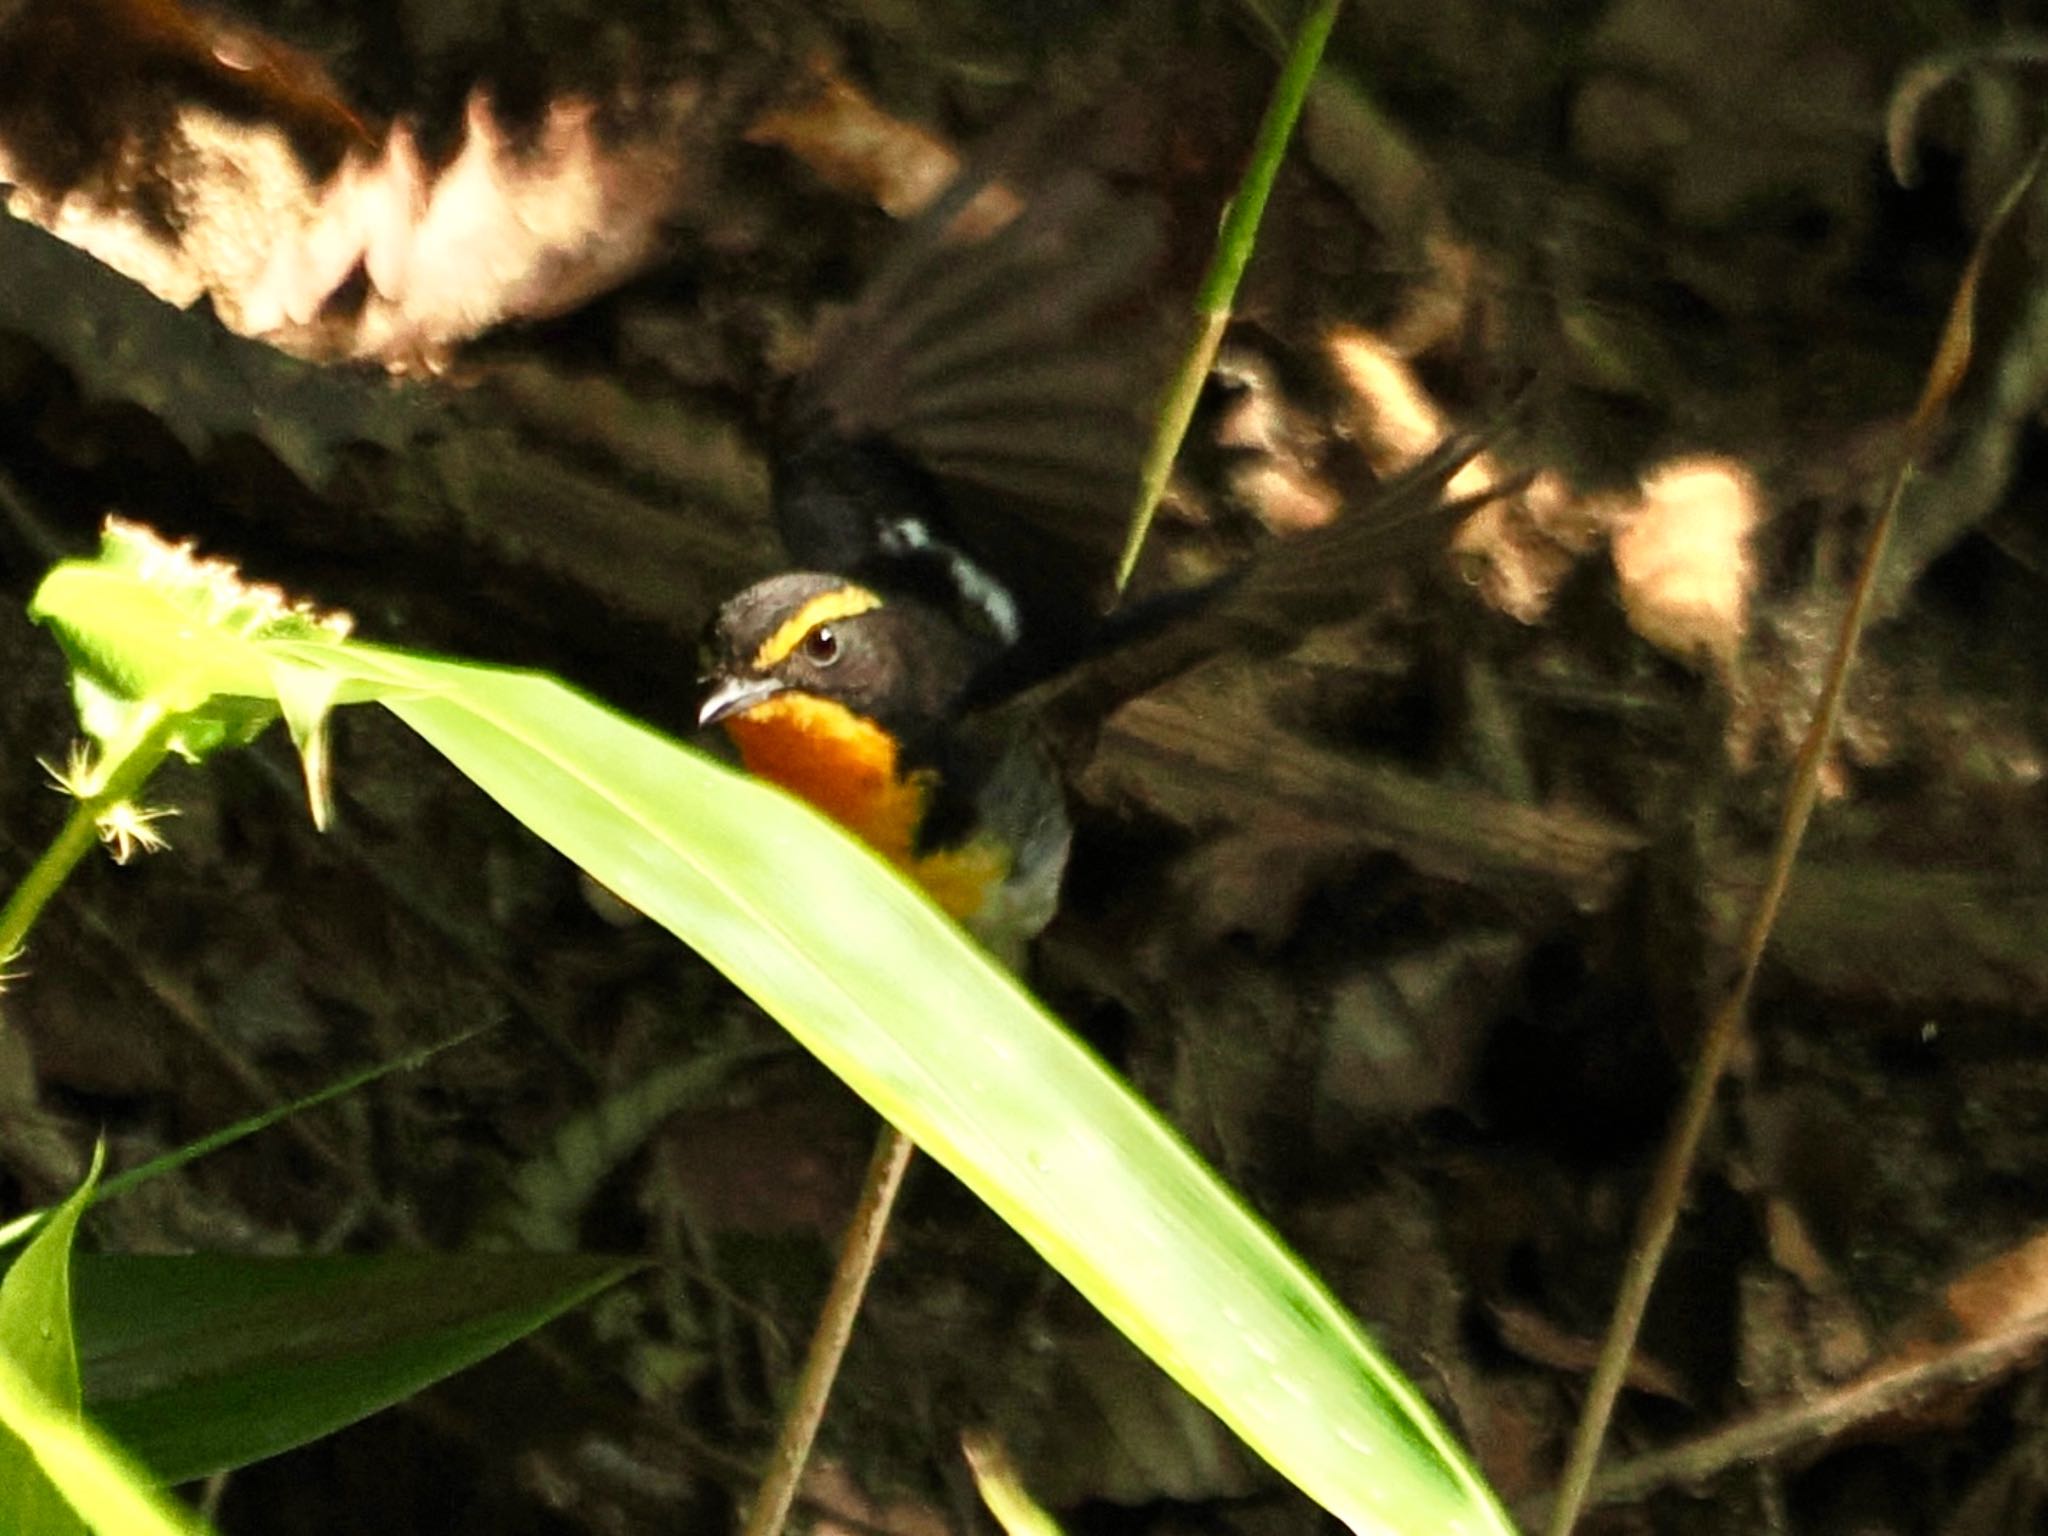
[0,709,179,966]
[1112,0,1344,596]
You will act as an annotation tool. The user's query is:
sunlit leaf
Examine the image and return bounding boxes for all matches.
[30,528,1515,1536]
[964,1429,1069,1536]
[0,1352,212,1536]
[29,519,356,767]
[0,1149,99,1536]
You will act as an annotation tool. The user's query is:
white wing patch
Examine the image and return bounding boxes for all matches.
[879,517,1023,645]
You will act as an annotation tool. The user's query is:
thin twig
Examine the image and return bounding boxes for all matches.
[740,18,1351,1529]
[741,1124,916,1536]
[1523,1305,2048,1522]
[1112,0,1344,595]
[1542,141,2048,1536]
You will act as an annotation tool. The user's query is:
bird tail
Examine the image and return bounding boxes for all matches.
[976,426,1525,730]
[787,151,1170,522]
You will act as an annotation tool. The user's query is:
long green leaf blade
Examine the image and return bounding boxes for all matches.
[74,1252,640,1485]
[377,657,1511,1536]
[0,1156,97,1536]
[0,1351,213,1536]
[30,537,1515,1536]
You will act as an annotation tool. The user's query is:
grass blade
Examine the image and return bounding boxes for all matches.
[376,655,1513,1536]
[0,1029,492,1254]
[0,1351,213,1536]
[1114,0,1343,592]
[29,537,1516,1536]
[75,1252,640,1484]
[0,1152,98,1536]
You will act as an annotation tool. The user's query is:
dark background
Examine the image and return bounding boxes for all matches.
[3,2,2047,1534]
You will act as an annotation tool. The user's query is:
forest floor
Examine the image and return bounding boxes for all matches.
[3,3,2048,1534]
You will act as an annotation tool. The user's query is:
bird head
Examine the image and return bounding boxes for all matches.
[697,572,985,746]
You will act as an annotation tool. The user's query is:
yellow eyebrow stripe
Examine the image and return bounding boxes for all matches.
[751,584,883,669]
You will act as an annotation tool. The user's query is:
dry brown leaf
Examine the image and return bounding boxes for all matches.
[1325,326,1601,622]
[1753,1199,1877,1383]
[745,64,1021,234]
[746,66,963,220]
[802,1460,952,1536]
[1814,1226,2048,1435]
[1212,347,1342,534]
[281,93,694,368]
[0,0,698,368]
[1326,327,1489,485]
[1610,455,1762,677]
[1450,472,1608,624]
[1940,1228,2048,1342]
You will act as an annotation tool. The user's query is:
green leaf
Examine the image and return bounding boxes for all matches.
[271,659,349,829]
[0,1352,212,1536]
[29,521,358,767]
[34,564,279,763]
[30,532,1516,1536]
[372,656,1513,1536]
[73,1252,640,1485]
[965,1430,1069,1536]
[0,1148,100,1536]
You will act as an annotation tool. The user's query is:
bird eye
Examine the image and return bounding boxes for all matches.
[801,624,841,665]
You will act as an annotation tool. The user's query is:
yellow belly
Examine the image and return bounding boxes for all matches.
[723,693,1007,921]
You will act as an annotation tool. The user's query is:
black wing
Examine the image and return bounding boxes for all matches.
[772,155,1171,652]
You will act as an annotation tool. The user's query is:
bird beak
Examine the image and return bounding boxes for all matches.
[697,675,786,729]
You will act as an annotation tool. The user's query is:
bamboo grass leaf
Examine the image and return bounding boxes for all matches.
[0,1148,100,1536]
[29,525,1515,1536]
[74,1252,641,1485]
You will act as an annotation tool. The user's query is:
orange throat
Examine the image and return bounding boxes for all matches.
[722,693,1005,920]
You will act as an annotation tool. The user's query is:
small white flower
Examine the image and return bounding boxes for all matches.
[95,801,178,864]
[38,740,101,800]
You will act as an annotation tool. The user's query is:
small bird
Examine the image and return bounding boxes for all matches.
[698,157,1498,963]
